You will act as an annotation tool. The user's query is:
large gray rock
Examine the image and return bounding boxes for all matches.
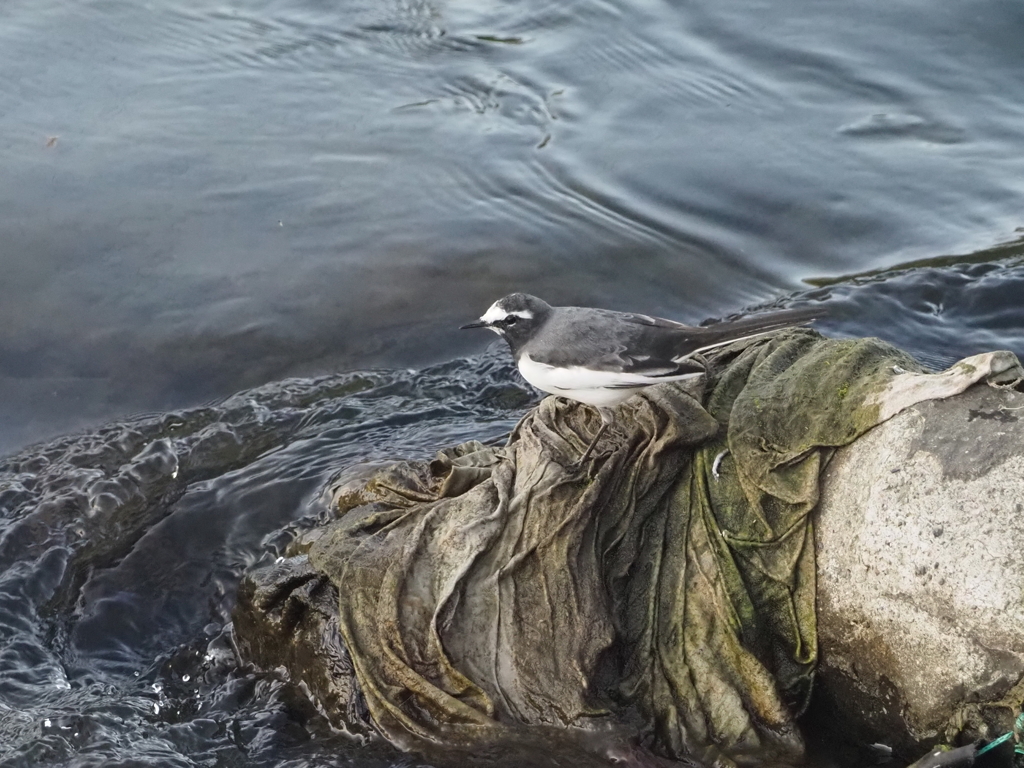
[816,382,1024,753]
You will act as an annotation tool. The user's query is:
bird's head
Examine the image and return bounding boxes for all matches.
[460,293,552,351]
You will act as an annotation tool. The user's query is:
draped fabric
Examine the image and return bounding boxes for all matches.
[308,330,1023,765]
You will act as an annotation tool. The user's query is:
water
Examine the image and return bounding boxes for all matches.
[0,351,534,766]
[3,0,1024,453]
[2,0,1024,764]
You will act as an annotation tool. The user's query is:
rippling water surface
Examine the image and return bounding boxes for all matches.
[3,0,1024,451]
[2,0,1024,764]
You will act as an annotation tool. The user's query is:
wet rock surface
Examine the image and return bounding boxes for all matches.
[816,383,1024,756]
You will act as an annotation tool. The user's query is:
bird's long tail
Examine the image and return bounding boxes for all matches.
[682,306,824,358]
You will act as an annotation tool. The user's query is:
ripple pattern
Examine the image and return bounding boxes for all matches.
[0,347,532,767]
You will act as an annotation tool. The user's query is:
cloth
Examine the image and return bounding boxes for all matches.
[308,330,1023,766]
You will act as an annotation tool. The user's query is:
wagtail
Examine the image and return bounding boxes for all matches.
[461,293,821,466]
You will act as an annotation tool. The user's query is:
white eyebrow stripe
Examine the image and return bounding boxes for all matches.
[480,305,533,324]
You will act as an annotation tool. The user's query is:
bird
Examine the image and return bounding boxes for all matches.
[461,293,821,467]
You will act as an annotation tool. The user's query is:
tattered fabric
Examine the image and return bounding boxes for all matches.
[308,329,1023,766]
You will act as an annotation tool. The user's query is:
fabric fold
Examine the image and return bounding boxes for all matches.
[309,330,1023,765]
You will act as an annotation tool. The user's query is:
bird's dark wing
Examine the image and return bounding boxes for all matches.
[528,307,706,378]
[527,305,823,379]
[600,310,690,330]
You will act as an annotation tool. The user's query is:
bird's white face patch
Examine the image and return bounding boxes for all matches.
[480,303,507,325]
[479,302,534,331]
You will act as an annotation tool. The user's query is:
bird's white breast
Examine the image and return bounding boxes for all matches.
[517,353,698,408]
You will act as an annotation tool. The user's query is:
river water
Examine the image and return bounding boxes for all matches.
[2,0,1024,764]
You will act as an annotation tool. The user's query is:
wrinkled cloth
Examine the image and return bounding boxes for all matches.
[308,330,1024,766]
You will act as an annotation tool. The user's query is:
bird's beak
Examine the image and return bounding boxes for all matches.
[460,320,488,330]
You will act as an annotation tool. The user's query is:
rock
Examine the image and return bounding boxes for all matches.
[815,382,1024,755]
[232,555,370,735]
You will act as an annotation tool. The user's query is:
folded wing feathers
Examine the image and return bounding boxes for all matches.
[520,306,821,395]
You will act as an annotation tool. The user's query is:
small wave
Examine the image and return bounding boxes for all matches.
[154,0,486,76]
[801,247,1024,370]
[0,346,529,765]
[838,112,965,144]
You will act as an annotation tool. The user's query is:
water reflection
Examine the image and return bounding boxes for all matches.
[3,0,1024,453]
